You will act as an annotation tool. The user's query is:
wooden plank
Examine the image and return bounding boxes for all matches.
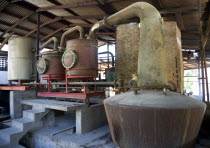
[25,17,62,37]
[0,20,47,36]
[2,10,56,31]
[41,25,68,41]
[69,24,93,27]
[96,0,118,15]
[175,12,185,31]
[63,15,105,20]
[0,1,10,12]
[160,6,198,14]
[0,33,13,50]
[37,0,122,12]
[0,12,34,38]
[151,0,162,10]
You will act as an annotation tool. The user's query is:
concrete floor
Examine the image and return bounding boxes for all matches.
[19,111,118,148]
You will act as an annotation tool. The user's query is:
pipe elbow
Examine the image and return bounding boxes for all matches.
[40,37,59,51]
[59,26,84,50]
[88,20,104,39]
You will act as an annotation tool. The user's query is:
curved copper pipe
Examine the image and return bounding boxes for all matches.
[59,26,84,51]
[88,2,167,87]
[40,37,58,51]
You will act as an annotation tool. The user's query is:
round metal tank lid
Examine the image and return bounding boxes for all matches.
[105,90,206,109]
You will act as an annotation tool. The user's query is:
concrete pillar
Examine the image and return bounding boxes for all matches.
[10,90,36,119]
[76,104,107,134]
[43,110,55,128]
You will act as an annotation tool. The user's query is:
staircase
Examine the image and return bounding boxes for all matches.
[0,107,49,148]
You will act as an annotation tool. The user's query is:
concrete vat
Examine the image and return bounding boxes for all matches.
[8,36,34,81]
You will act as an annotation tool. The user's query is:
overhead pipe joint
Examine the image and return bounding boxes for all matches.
[59,26,84,51]
[89,2,167,87]
[40,37,58,51]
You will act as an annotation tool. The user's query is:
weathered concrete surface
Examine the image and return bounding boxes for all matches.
[116,24,140,89]
[76,104,107,134]
[20,113,117,148]
[163,22,184,93]
[116,22,183,92]
[10,90,36,119]
[21,99,87,111]
[0,107,49,148]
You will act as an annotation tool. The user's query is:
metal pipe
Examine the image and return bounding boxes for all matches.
[89,2,167,87]
[50,126,75,141]
[40,37,58,51]
[22,82,114,86]
[59,26,84,51]
[98,51,114,66]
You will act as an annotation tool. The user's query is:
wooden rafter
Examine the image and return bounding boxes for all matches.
[0,12,34,38]
[96,0,118,15]
[25,17,63,37]
[0,20,47,36]
[47,0,91,24]
[2,10,56,31]
[175,12,185,31]
[37,0,122,12]
[0,0,10,12]
[41,25,68,41]
[151,0,162,10]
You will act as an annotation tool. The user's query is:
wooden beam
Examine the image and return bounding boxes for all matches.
[41,25,68,41]
[0,33,13,50]
[96,32,115,35]
[47,0,92,24]
[160,6,198,14]
[0,12,34,38]
[69,24,93,28]
[2,10,56,31]
[0,20,47,36]
[37,0,122,12]
[0,0,10,12]
[25,17,62,37]
[96,0,118,15]
[175,12,185,31]
[0,28,25,37]
[63,15,105,20]
[15,1,70,26]
[151,0,162,10]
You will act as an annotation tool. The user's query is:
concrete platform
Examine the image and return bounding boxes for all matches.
[21,99,87,111]
[20,113,118,148]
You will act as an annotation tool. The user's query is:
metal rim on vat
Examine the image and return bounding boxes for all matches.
[36,58,48,74]
[62,50,78,69]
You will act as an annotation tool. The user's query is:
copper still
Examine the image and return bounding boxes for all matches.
[37,37,65,80]
[89,2,206,148]
[60,26,98,78]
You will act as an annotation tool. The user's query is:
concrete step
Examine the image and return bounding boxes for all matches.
[0,108,49,147]
[23,109,47,121]
[0,127,22,142]
[12,118,34,130]
[0,143,25,148]
[0,138,9,148]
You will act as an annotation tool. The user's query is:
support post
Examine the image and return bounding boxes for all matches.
[35,13,40,92]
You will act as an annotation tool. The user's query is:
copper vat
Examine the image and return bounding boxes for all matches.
[104,90,206,148]
[37,51,65,80]
[62,39,98,78]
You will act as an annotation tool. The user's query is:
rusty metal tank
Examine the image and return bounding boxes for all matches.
[104,90,206,148]
[37,51,65,80]
[62,39,98,78]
